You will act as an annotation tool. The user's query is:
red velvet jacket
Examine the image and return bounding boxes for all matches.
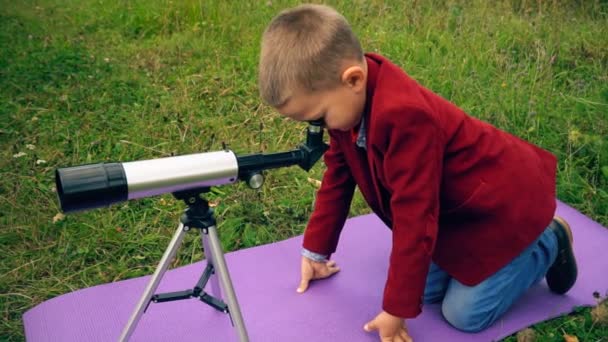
[302,53,557,318]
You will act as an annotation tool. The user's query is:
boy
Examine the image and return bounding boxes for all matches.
[258,4,577,341]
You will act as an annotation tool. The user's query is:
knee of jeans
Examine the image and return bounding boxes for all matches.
[441,300,493,333]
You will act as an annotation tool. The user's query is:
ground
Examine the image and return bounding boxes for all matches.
[1,1,607,340]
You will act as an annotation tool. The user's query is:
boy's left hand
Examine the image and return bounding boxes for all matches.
[364,310,412,342]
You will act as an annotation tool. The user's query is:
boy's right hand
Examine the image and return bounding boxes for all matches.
[297,256,340,293]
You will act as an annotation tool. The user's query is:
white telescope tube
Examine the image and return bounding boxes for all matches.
[123,150,238,199]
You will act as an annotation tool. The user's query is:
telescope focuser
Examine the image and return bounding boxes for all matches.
[236,120,328,177]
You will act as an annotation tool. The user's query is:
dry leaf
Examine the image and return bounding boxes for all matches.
[307,177,322,188]
[563,333,579,342]
[591,300,608,325]
[516,328,536,342]
[53,213,65,223]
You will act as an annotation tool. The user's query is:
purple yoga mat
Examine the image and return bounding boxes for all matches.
[23,200,608,341]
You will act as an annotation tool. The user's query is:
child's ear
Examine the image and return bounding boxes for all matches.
[341,65,366,92]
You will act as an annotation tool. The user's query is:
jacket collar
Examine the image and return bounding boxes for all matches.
[351,53,382,145]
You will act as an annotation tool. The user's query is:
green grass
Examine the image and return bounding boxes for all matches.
[1,0,607,340]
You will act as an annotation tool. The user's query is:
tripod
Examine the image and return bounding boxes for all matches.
[119,188,249,342]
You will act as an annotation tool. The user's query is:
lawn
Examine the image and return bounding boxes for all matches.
[1,0,607,340]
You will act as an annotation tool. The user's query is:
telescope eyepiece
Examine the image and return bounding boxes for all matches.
[308,119,325,128]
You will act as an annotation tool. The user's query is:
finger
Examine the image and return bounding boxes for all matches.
[326,265,340,275]
[380,330,398,341]
[326,260,337,267]
[297,276,310,293]
[297,267,312,293]
[393,335,405,342]
[297,258,314,293]
[314,265,340,279]
[363,320,376,332]
[400,329,413,342]
[326,262,339,271]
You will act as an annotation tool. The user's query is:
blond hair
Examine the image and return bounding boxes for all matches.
[258,4,363,107]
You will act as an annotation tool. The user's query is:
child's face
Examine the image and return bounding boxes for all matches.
[276,63,367,131]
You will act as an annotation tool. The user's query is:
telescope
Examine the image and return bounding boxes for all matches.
[54,120,329,342]
[56,120,328,213]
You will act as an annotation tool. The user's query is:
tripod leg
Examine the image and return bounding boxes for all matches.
[206,224,249,342]
[201,230,222,298]
[119,222,188,342]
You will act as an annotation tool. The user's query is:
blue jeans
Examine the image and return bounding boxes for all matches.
[423,226,558,332]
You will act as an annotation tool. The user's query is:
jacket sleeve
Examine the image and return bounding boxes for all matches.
[302,130,356,256]
[380,107,443,318]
